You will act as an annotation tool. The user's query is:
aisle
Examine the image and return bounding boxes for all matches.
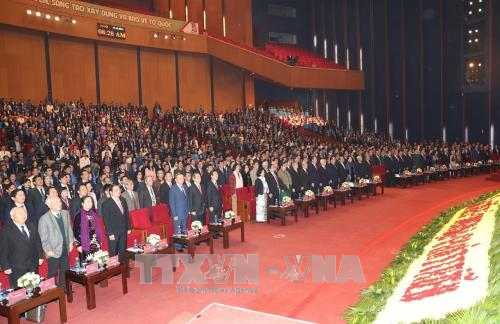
[38,176,500,324]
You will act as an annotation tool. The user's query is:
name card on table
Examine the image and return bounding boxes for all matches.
[200,225,209,234]
[187,229,196,237]
[39,278,56,293]
[235,216,242,223]
[107,255,119,268]
[85,263,99,275]
[158,239,169,249]
[223,219,232,227]
[143,244,155,254]
[8,289,26,304]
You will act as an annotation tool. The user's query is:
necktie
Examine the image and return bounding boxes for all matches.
[149,187,156,206]
[115,198,124,214]
[197,184,202,194]
[180,186,185,196]
[129,191,136,209]
[21,225,29,239]
[40,188,45,197]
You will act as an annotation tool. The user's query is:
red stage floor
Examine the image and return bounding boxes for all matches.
[30,176,499,324]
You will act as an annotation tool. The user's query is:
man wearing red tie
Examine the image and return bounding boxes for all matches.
[102,185,131,263]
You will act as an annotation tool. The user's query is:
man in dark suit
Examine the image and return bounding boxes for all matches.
[0,207,44,288]
[265,163,281,205]
[169,172,189,252]
[187,172,206,225]
[327,156,339,188]
[216,161,227,186]
[138,175,157,208]
[28,175,46,214]
[4,189,37,226]
[205,170,222,239]
[336,156,348,183]
[57,174,74,200]
[70,184,88,223]
[159,172,173,204]
[101,184,131,263]
[308,156,320,191]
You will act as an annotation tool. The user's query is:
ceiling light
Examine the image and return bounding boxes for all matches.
[54,16,60,21]
[475,38,479,42]
[478,8,482,12]
[45,14,51,19]
[478,62,482,67]
[469,62,474,68]
[469,30,473,34]
[153,32,158,38]
[163,34,169,39]
[469,39,472,43]
[26,9,32,15]
[71,18,76,24]
[475,29,478,32]
[35,11,41,17]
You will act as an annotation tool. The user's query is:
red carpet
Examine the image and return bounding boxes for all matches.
[26,177,499,324]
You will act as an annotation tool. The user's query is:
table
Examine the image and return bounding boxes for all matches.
[267,205,298,226]
[368,181,385,195]
[351,185,370,200]
[438,170,450,180]
[315,193,336,211]
[334,189,353,205]
[125,244,176,282]
[395,175,413,188]
[208,221,245,249]
[413,173,425,185]
[172,232,214,259]
[0,288,66,324]
[424,171,437,183]
[66,264,127,310]
[293,199,319,217]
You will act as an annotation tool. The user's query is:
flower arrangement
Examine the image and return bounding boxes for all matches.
[191,221,203,231]
[147,234,161,246]
[487,159,493,164]
[322,186,333,194]
[477,161,483,166]
[358,178,369,186]
[17,272,41,289]
[415,168,423,175]
[86,250,109,266]
[341,182,351,190]
[373,175,381,183]
[465,162,471,167]
[440,165,448,171]
[304,190,315,198]
[282,196,293,206]
[224,211,236,219]
[429,166,436,172]
[403,170,412,177]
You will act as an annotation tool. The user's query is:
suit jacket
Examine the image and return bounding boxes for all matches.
[4,202,37,227]
[38,210,74,258]
[265,171,281,201]
[70,196,82,223]
[169,184,188,220]
[121,190,140,211]
[205,181,222,215]
[0,222,43,272]
[187,183,206,216]
[28,187,46,212]
[138,186,156,208]
[327,163,339,188]
[159,182,172,204]
[101,197,131,235]
[336,162,348,183]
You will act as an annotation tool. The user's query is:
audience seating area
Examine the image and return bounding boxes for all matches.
[208,33,345,70]
[265,43,346,69]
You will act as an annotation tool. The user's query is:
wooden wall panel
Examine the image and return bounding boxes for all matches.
[245,75,255,107]
[205,0,223,34]
[50,35,96,103]
[187,0,203,25]
[98,43,138,105]
[213,58,243,111]
[178,52,211,111]
[172,0,186,21]
[224,0,253,45]
[140,48,177,113]
[0,26,47,102]
[153,0,169,18]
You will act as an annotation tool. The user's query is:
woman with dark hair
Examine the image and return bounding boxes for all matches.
[242,163,252,187]
[228,163,243,215]
[254,168,269,223]
[73,195,104,261]
[134,170,145,192]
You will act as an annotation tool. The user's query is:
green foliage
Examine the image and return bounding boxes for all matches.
[344,190,500,324]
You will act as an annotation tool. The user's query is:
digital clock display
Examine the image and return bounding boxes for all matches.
[97,23,126,40]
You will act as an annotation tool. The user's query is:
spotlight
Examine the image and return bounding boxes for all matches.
[181,36,186,41]
[35,11,41,17]
[164,34,169,39]
[478,62,482,67]
[468,39,472,43]
[171,35,176,40]
[469,62,474,68]
[469,30,473,34]
[45,14,51,19]
[474,38,479,42]
[54,16,60,21]
[469,1,473,4]
[26,9,32,15]
[478,8,482,12]
[475,29,478,33]
[153,32,158,38]
[71,18,76,24]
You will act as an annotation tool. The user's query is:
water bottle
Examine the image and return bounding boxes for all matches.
[133,239,138,249]
[177,225,181,236]
[214,213,218,225]
[75,257,81,270]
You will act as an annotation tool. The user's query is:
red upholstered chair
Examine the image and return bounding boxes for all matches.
[0,271,10,290]
[127,230,144,248]
[129,208,164,241]
[151,204,172,237]
[98,218,109,252]
[39,258,48,278]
